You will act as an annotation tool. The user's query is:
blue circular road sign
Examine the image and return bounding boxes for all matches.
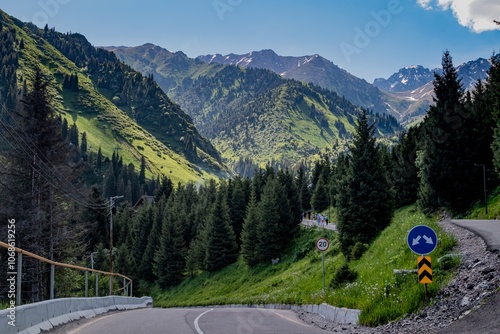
[407,225,438,255]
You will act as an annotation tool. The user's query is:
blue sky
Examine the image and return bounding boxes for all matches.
[1,0,499,82]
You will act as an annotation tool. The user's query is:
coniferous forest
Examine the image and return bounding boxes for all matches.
[0,8,500,306]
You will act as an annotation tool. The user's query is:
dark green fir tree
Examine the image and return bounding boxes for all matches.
[336,110,394,258]
[204,190,238,272]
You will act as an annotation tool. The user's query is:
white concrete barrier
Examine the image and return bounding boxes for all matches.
[0,296,152,334]
[192,303,360,325]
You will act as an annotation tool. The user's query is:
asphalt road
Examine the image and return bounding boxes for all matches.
[63,307,332,334]
[301,219,337,231]
[433,219,500,334]
[451,220,500,252]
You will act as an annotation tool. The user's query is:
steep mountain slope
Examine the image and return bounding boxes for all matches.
[374,58,491,123]
[456,58,491,89]
[0,11,226,184]
[197,49,407,117]
[373,65,434,93]
[106,43,203,94]
[373,58,490,93]
[104,44,402,165]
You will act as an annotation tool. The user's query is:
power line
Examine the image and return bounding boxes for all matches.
[0,104,110,211]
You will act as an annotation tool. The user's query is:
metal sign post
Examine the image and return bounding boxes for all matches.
[407,225,438,304]
[316,238,330,291]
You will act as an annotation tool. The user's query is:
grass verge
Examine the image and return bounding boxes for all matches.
[468,190,500,219]
[153,206,458,327]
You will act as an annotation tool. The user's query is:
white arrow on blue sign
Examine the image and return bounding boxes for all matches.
[407,225,438,255]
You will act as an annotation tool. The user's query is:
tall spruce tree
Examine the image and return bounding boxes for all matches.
[489,55,500,177]
[229,178,247,246]
[278,169,302,239]
[154,198,186,288]
[139,198,165,282]
[295,165,311,212]
[255,178,285,263]
[391,126,421,208]
[417,51,485,213]
[311,171,330,212]
[1,70,84,301]
[131,204,154,279]
[240,190,260,266]
[204,190,238,272]
[336,110,394,258]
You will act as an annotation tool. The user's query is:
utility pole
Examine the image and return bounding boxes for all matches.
[109,195,123,295]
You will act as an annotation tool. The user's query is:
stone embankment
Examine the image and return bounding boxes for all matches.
[297,219,500,333]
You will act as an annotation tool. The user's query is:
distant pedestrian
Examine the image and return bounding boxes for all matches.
[325,215,329,225]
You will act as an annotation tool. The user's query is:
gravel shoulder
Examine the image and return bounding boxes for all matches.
[297,219,500,333]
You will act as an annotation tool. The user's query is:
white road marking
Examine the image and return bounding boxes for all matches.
[66,312,125,334]
[194,308,214,334]
[272,310,314,327]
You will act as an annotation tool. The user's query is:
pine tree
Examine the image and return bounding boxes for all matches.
[61,118,69,140]
[1,70,85,301]
[139,199,165,282]
[336,110,394,258]
[96,146,103,171]
[255,178,283,263]
[154,175,173,202]
[489,55,500,176]
[295,165,311,212]
[82,187,108,251]
[204,190,238,272]
[139,155,146,186]
[417,51,483,213]
[69,122,79,146]
[311,171,330,212]
[131,204,154,279]
[154,198,186,288]
[240,190,260,266]
[278,168,301,240]
[114,244,133,278]
[229,176,247,246]
[80,131,88,160]
[391,127,420,208]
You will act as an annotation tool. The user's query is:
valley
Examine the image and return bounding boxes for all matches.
[0,4,499,333]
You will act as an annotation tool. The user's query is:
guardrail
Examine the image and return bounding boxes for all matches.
[0,296,152,334]
[0,241,132,306]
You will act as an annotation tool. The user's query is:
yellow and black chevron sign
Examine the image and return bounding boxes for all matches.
[418,256,432,284]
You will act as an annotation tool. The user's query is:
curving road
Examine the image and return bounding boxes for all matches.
[434,219,500,334]
[63,307,332,334]
[451,220,500,252]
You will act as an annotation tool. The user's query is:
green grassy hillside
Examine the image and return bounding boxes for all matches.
[107,45,403,166]
[0,11,227,183]
[153,206,458,326]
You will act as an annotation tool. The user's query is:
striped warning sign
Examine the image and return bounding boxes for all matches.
[418,256,432,284]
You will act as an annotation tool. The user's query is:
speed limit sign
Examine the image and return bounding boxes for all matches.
[316,238,330,252]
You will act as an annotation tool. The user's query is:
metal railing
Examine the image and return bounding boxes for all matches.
[0,241,132,306]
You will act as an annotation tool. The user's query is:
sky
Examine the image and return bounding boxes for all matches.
[1,0,499,82]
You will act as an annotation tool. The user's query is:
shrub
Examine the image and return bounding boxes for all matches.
[330,263,358,288]
[437,255,461,271]
[350,242,368,260]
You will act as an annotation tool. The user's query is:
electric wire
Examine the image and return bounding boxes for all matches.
[0,104,111,211]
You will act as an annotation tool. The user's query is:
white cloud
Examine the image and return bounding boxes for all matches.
[417,0,434,10]
[416,0,500,32]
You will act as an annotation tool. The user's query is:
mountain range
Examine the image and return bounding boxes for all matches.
[106,44,402,166]
[373,58,491,123]
[1,7,489,178]
[0,11,227,184]
[196,49,402,117]
[373,58,491,93]
[197,50,491,123]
